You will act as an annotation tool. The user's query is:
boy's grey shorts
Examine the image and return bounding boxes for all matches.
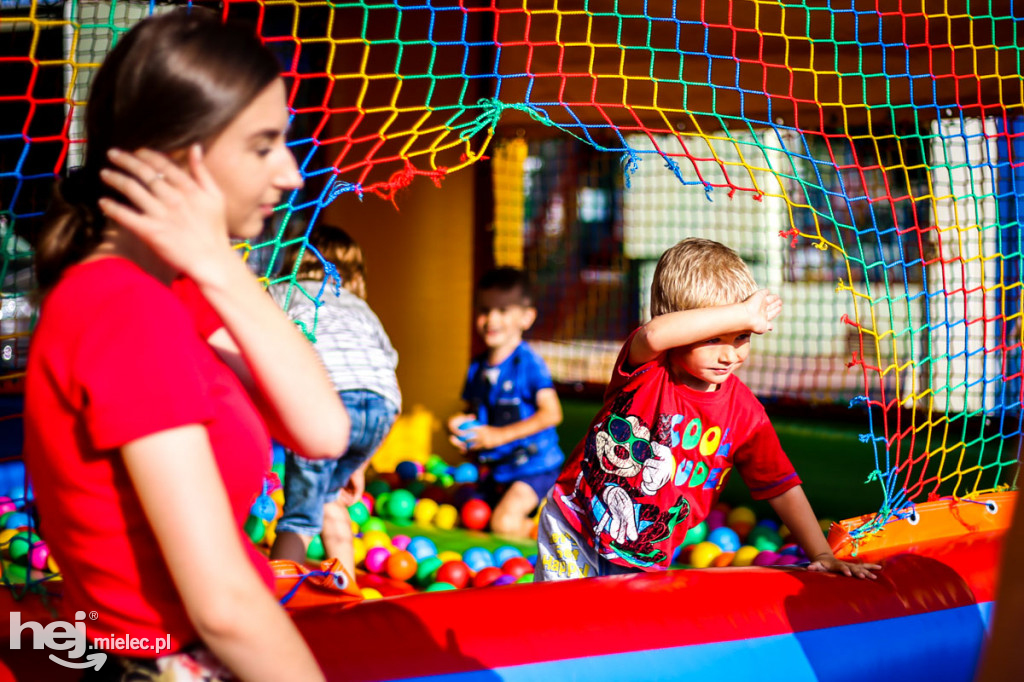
[534,492,640,582]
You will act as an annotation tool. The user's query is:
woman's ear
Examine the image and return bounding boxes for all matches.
[167,146,193,168]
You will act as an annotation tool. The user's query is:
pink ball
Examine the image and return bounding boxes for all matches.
[705,509,727,530]
[391,535,411,551]
[773,554,801,566]
[492,574,518,586]
[28,542,49,571]
[361,493,375,515]
[364,546,391,574]
[0,497,17,516]
[751,550,780,566]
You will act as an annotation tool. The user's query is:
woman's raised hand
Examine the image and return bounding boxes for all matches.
[98,145,230,279]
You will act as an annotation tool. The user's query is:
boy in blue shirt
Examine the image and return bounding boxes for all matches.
[448,268,564,537]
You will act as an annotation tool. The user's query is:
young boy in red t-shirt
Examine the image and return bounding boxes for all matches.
[535,238,880,580]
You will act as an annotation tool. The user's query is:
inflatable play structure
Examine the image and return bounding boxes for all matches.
[2,1,1023,680]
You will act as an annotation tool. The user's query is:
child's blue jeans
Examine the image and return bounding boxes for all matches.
[276,390,399,536]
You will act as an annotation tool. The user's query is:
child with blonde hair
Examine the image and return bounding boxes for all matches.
[536,237,880,580]
[270,224,400,579]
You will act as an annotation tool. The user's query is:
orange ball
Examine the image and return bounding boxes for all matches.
[711,551,736,567]
[386,550,418,582]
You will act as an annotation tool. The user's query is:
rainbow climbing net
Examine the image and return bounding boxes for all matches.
[2,0,1022,535]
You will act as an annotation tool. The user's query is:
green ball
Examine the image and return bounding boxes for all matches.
[348,501,370,526]
[681,521,708,547]
[426,454,447,471]
[424,581,456,592]
[360,517,387,534]
[386,490,417,520]
[515,573,534,584]
[437,474,455,488]
[7,531,41,563]
[243,515,266,544]
[4,562,28,584]
[405,480,426,498]
[747,526,782,552]
[414,556,443,586]
[375,492,392,518]
[366,479,391,498]
[306,535,326,562]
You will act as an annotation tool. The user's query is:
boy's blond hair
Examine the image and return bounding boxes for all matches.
[284,224,367,300]
[650,238,757,316]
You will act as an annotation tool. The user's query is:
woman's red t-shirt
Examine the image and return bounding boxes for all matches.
[23,257,273,656]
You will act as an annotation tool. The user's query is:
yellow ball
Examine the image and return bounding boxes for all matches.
[436,550,462,564]
[360,587,383,600]
[0,528,20,554]
[270,489,285,507]
[726,506,756,527]
[352,537,367,566]
[434,504,459,530]
[778,524,791,540]
[689,541,723,568]
[413,499,439,525]
[46,555,60,574]
[351,520,360,534]
[732,545,761,567]
[361,530,392,550]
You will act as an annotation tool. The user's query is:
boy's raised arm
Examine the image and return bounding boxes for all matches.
[628,290,782,367]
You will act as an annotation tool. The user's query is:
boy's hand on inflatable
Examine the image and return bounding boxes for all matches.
[807,553,880,580]
[99,146,230,278]
[742,289,783,334]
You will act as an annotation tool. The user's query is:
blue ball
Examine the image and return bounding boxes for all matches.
[707,526,741,553]
[527,554,538,566]
[453,463,479,484]
[406,536,438,561]
[462,547,494,572]
[755,518,780,532]
[492,545,523,567]
[395,461,421,482]
[456,419,483,444]
[3,511,33,530]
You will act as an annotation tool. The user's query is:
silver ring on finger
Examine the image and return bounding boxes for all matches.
[148,173,165,187]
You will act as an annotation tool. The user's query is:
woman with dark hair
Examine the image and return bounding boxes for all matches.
[23,8,347,680]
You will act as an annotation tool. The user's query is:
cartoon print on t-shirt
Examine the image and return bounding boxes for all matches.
[576,390,690,566]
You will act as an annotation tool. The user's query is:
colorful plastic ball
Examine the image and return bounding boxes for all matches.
[462,547,494,572]
[453,463,479,484]
[515,573,534,584]
[405,480,426,498]
[414,556,444,586]
[747,526,782,552]
[501,556,534,580]
[732,545,761,567]
[420,485,448,504]
[425,581,456,592]
[26,543,49,571]
[777,543,802,556]
[6,531,41,564]
[778,524,791,540]
[361,517,388,534]
[492,574,518,587]
[306,535,326,562]
[361,530,392,551]
[426,454,449,473]
[434,504,459,530]
[726,506,756,527]
[460,499,492,531]
[366,479,391,498]
[707,527,741,553]
[711,551,736,567]
[391,534,411,551]
[413,499,439,525]
[774,554,801,566]
[682,521,708,547]
[435,560,471,589]
[438,473,455,488]
[406,536,438,561]
[437,550,462,564]
[386,550,418,582]
[473,566,503,587]
[0,528,19,550]
[348,501,370,526]
[361,493,375,515]
[352,537,367,566]
[243,515,266,544]
[360,587,383,600]
[756,518,780,532]
[730,521,754,542]
[395,460,422,482]
[492,545,524,567]
[375,492,392,517]
[386,490,417,521]
[365,546,392,574]
[451,485,481,509]
[3,512,32,530]
[704,509,726,531]
[751,550,781,567]
[0,498,17,516]
[688,541,723,568]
